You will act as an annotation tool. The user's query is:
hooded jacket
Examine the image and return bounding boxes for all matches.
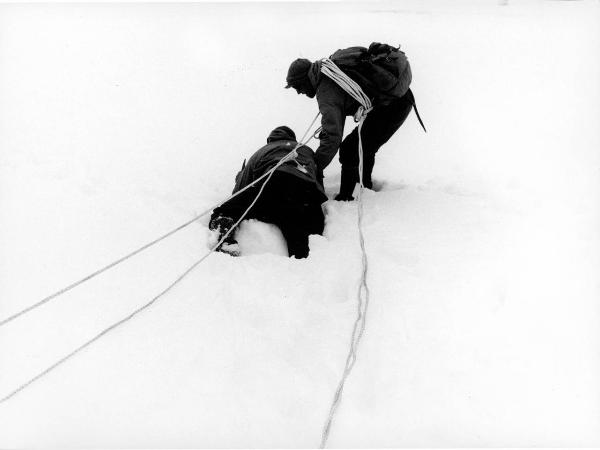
[307,61,361,171]
[231,126,328,204]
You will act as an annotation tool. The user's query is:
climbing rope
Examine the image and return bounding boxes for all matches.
[319,58,372,449]
[320,59,372,119]
[0,114,322,330]
[0,113,321,405]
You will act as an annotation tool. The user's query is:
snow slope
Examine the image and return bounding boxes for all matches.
[1,1,599,447]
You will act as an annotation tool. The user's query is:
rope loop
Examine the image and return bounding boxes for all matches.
[312,126,323,140]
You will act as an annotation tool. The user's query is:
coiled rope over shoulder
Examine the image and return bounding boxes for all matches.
[319,58,372,449]
[321,59,372,123]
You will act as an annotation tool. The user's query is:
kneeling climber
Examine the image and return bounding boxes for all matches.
[209,126,328,259]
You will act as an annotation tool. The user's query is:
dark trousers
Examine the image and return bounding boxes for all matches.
[338,89,414,194]
[213,172,325,258]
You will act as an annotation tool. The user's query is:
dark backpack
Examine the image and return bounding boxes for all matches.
[329,42,412,105]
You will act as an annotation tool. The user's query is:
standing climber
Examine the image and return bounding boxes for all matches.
[285,43,423,201]
[209,126,327,259]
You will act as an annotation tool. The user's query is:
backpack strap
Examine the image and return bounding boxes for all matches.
[411,94,427,133]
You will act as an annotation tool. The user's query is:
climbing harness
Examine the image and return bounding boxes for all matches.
[0,112,321,405]
[319,58,372,449]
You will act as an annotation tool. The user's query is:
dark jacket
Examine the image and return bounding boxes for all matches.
[232,127,328,204]
[307,61,361,171]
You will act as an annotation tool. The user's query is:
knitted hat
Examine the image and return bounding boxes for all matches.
[285,58,312,88]
[267,126,296,143]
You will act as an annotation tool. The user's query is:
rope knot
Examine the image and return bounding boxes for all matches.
[353,105,372,123]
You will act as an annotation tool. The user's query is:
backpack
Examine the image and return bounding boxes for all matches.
[329,42,412,105]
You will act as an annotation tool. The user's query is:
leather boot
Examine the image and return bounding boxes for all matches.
[362,154,375,190]
[335,168,358,201]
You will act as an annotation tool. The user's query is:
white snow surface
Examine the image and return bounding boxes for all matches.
[1,1,599,447]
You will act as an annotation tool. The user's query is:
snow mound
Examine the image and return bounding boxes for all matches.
[236,219,288,257]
